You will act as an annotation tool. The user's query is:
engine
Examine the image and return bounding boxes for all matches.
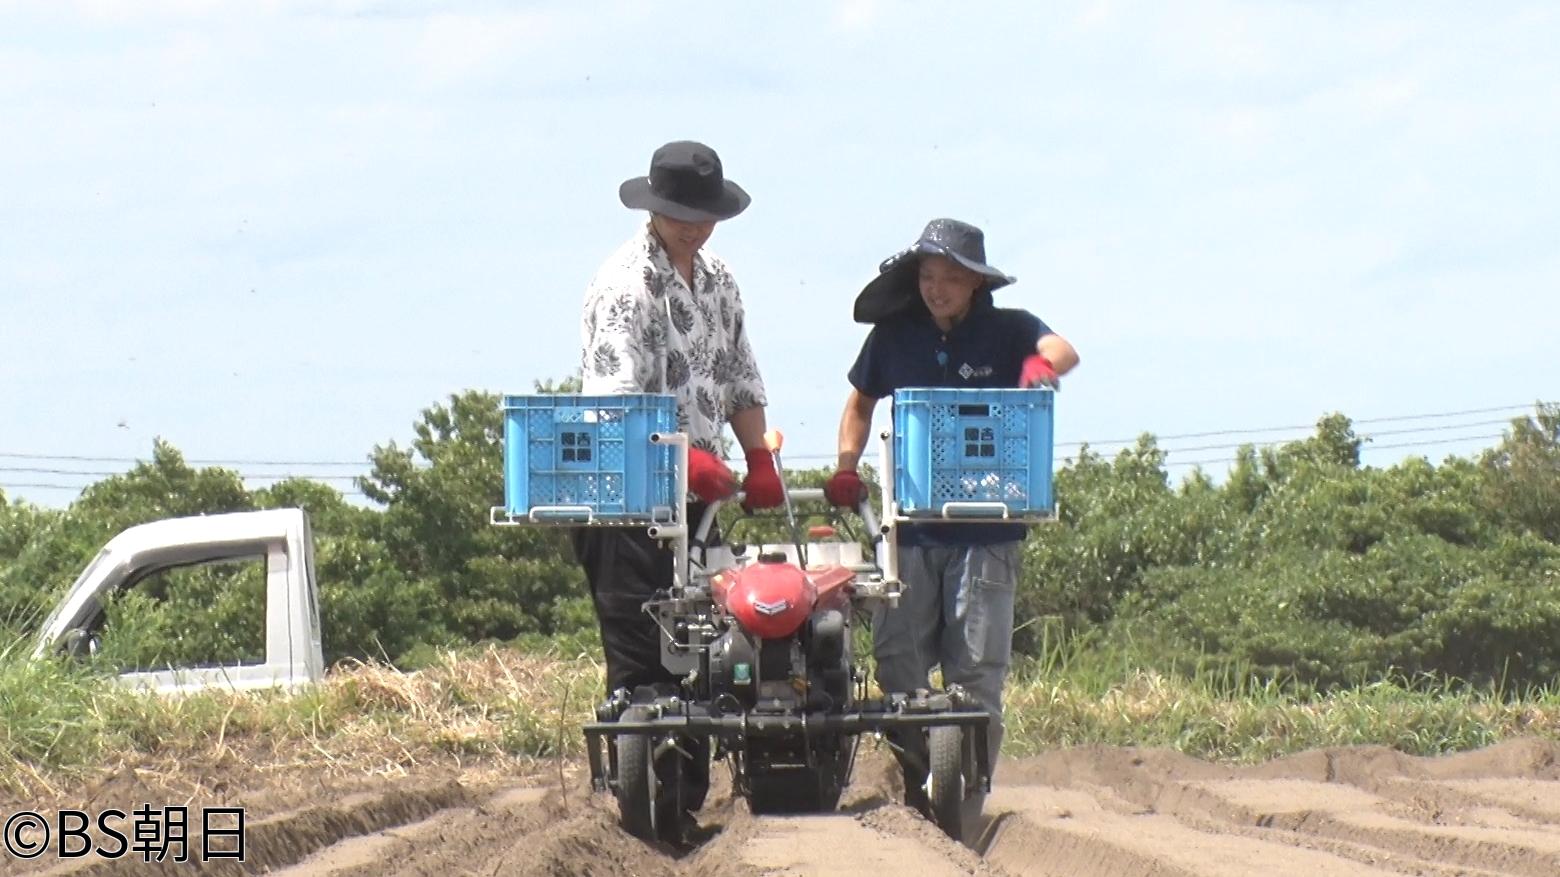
[705,555,853,714]
[699,554,856,812]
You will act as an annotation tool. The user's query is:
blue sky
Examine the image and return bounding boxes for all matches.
[2,0,1556,507]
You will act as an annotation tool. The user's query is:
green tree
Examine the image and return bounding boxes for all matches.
[1094,410,1560,690]
[1017,436,1233,651]
[0,440,253,633]
[255,478,444,663]
[1480,403,1560,542]
[361,389,588,644]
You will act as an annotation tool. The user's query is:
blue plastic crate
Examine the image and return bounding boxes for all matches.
[502,394,677,521]
[892,387,1055,518]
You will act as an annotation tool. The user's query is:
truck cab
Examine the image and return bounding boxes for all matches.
[31,508,325,694]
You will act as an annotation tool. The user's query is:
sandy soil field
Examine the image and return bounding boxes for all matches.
[6,738,1559,876]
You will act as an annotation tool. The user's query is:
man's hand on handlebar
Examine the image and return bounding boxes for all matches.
[740,447,785,510]
[824,469,867,508]
[688,447,740,503]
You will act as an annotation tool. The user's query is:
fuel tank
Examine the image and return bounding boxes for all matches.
[714,554,815,639]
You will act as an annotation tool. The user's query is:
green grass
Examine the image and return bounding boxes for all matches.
[0,635,120,775]
[1001,639,1560,761]
[4,637,1559,798]
[0,639,603,797]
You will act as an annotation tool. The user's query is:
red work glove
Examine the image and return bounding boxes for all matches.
[824,469,866,508]
[740,447,785,510]
[1020,354,1060,389]
[687,447,738,503]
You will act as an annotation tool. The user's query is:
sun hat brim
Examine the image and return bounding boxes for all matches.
[619,177,750,222]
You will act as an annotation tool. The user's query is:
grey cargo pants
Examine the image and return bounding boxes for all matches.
[872,541,1020,764]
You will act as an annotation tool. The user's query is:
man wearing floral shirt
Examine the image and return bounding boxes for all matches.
[575,139,784,701]
[580,154,769,458]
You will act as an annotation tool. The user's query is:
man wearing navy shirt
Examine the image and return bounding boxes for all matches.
[824,218,1079,797]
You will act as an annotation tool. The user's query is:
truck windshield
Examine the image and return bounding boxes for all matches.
[35,546,116,638]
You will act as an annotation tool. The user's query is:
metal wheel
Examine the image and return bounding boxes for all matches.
[927,725,967,842]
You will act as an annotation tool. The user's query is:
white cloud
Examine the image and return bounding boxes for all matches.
[832,0,879,32]
[1302,72,1424,120]
[1072,0,1117,33]
[410,10,568,85]
[4,0,1558,507]
[1217,106,1280,150]
[31,0,228,23]
[4,0,400,21]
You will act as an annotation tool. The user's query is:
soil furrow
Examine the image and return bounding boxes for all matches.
[272,785,555,877]
[11,740,1560,876]
[28,781,472,877]
[1186,778,1560,877]
[985,785,1403,876]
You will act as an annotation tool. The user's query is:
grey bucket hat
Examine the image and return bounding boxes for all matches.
[619,140,751,222]
[852,218,1016,323]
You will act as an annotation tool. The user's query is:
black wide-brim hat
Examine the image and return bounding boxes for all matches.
[853,218,1016,324]
[619,140,751,222]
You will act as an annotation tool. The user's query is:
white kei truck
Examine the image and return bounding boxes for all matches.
[30,508,325,694]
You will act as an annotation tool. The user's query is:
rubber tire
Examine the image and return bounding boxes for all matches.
[615,706,662,840]
[927,725,967,842]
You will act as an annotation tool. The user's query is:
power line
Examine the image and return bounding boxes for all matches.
[0,451,366,467]
[1368,434,1505,451]
[1140,418,1514,458]
[1356,404,1541,425]
[1055,403,1537,449]
[1163,433,1505,469]
[0,401,1545,475]
[789,405,1537,460]
[782,408,1537,461]
[0,432,1515,496]
[1363,418,1513,439]
[0,481,368,497]
[0,466,362,482]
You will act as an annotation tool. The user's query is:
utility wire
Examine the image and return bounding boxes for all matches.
[0,451,367,466]
[781,409,1535,461]
[0,431,1513,494]
[0,402,1544,481]
[1367,434,1507,451]
[1061,402,1538,449]
[0,466,362,482]
[2,403,1543,467]
[0,481,369,497]
[1,416,1516,482]
[1163,432,1505,468]
[1139,418,1514,458]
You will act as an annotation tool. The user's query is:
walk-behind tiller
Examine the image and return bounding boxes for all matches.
[494,388,1056,844]
[585,430,994,842]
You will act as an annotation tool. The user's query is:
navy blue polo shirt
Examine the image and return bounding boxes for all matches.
[848,300,1051,547]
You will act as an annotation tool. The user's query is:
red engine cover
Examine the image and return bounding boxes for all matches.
[723,559,816,639]
[809,565,856,613]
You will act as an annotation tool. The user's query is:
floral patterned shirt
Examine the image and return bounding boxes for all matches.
[580,222,768,453]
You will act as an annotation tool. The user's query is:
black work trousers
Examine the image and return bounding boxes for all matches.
[573,508,716,818]
[571,504,713,699]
